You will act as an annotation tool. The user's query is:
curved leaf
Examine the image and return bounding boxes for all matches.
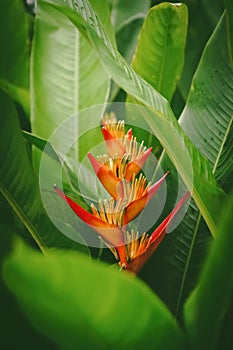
[113,0,150,62]
[41,0,226,238]
[180,13,233,192]
[3,238,185,350]
[131,3,188,102]
[0,89,89,254]
[109,0,150,32]
[109,0,150,100]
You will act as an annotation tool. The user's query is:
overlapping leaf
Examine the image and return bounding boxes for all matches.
[3,238,185,350]
[111,0,150,63]
[0,90,89,254]
[147,11,233,319]
[41,0,226,239]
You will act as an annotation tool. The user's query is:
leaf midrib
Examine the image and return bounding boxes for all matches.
[156,18,169,95]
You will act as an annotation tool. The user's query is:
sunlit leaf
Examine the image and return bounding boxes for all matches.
[31,0,112,167]
[131,3,188,102]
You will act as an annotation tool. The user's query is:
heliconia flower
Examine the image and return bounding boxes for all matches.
[55,113,191,274]
[54,185,128,266]
[87,149,152,200]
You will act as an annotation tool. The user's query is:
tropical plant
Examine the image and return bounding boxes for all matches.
[0,0,232,349]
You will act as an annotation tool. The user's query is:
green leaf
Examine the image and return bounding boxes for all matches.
[0,79,30,116]
[180,13,233,192]
[41,0,226,238]
[184,194,233,350]
[144,11,233,319]
[109,0,149,32]
[22,131,60,163]
[131,3,188,102]
[177,0,224,100]
[31,0,112,167]
[3,238,185,350]
[0,0,30,115]
[225,0,233,64]
[0,89,89,254]
[112,0,150,62]
[109,0,150,100]
[0,0,30,88]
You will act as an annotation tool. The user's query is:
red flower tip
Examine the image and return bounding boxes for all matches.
[150,191,190,244]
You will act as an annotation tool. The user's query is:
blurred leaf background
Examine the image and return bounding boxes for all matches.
[1,0,232,349]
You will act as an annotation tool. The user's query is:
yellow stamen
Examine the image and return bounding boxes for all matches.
[125,229,152,261]
[91,198,125,226]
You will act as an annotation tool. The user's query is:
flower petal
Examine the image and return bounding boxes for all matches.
[125,147,152,181]
[54,186,127,264]
[124,172,169,225]
[88,153,123,199]
[125,191,190,274]
[102,127,125,157]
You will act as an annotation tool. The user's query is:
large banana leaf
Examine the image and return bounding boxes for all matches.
[41,0,225,238]
[184,194,233,350]
[0,0,30,114]
[3,238,185,350]
[146,10,233,319]
[131,3,188,102]
[180,13,233,192]
[0,89,89,253]
[31,0,112,166]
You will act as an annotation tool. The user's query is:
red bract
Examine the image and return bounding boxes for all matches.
[54,186,128,266]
